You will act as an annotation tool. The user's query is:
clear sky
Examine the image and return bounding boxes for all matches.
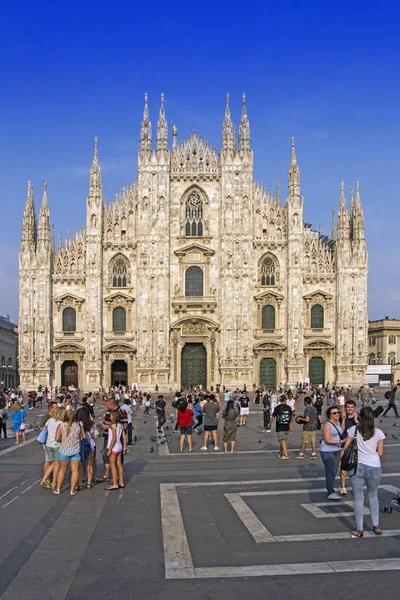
[1,1,399,323]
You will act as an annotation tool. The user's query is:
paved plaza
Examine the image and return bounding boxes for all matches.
[0,396,399,599]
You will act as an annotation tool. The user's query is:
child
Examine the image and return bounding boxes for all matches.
[105,411,126,490]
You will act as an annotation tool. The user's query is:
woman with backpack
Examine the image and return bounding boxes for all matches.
[343,406,385,538]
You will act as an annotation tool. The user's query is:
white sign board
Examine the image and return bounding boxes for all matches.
[366,365,391,375]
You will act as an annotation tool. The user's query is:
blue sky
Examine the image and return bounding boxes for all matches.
[0,1,399,323]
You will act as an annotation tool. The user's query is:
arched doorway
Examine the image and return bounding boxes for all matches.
[181,343,207,390]
[111,360,128,386]
[61,361,78,388]
[309,357,325,386]
[259,358,276,388]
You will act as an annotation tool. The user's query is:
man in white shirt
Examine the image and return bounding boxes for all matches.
[120,399,133,445]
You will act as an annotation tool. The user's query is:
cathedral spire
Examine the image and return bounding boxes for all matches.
[288,137,300,198]
[352,180,365,240]
[337,180,350,240]
[238,93,251,153]
[89,137,102,201]
[222,93,235,152]
[22,180,36,243]
[156,92,168,152]
[331,211,337,241]
[38,179,50,241]
[140,92,152,153]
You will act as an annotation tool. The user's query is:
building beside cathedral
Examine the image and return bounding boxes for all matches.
[18,94,368,392]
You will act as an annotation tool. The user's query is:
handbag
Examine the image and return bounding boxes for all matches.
[19,422,26,431]
[341,427,358,473]
[37,425,48,444]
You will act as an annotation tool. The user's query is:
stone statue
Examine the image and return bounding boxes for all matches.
[174,284,180,295]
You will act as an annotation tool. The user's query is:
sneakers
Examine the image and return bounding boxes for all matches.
[70,490,77,496]
[310,453,317,459]
[327,493,341,500]
[53,489,60,495]
[200,446,207,450]
[262,429,266,432]
[295,453,304,459]
[266,429,271,433]
[339,487,347,495]
[214,446,220,451]
[278,455,289,460]
[276,452,282,458]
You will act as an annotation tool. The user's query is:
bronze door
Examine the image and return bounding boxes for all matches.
[181,343,207,390]
[61,361,78,388]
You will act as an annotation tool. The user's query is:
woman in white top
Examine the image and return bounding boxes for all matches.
[343,406,385,538]
[105,410,126,490]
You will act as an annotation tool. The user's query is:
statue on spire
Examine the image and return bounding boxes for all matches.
[288,137,300,198]
[89,136,102,202]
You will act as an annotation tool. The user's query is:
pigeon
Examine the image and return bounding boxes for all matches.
[150,435,157,442]
[380,420,383,423]
[150,446,154,453]
[160,439,167,444]
[143,421,147,424]
[165,426,169,430]
[392,434,399,440]
[393,423,397,427]
[133,435,138,442]
[258,439,262,443]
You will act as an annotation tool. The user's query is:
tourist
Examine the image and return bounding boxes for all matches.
[105,410,126,490]
[269,395,293,459]
[54,405,84,495]
[382,384,399,418]
[40,406,65,490]
[201,394,219,451]
[11,402,26,444]
[176,400,194,452]
[320,406,343,500]
[99,397,128,482]
[0,405,8,439]
[76,407,97,489]
[343,406,385,538]
[155,394,167,432]
[193,397,203,432]
[120,397,133,445]
[261,394,271,432]
[143,395,151,415]
[287,392,297,419]
[239,392,250,426]
[339,400,359,495]
[39,400,58,484]
[222,399,239,453]
[295,396,318,459]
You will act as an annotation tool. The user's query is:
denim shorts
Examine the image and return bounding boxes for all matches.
[59,451,80,462]
[180,426,193,435]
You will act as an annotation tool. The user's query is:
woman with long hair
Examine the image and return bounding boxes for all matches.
[319,406,343,500]
[11,402,26,444]
[76,407,97,490]
[222,399,239,454]
[343,406,385,538]
[54,405,84,495]
[40,406,65,490]
[176,400,194,452]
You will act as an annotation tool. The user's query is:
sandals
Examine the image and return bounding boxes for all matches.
[105,485,119,491]
[351,530,363,538]
[373,526,383,535]
[86,483,94,489]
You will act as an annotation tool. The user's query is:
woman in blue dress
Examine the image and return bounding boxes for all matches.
[11,402,26,444]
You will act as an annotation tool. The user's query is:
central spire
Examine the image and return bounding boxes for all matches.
[22,180,36,243]
[38,179,50,241]
[156,92,168,152]
[89,137,102,200]
[140,92,152,153]
[222,93,235,152]
[238,93,251,152]
[288,137,300,197]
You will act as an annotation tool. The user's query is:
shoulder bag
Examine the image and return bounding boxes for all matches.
[341,427,358,473]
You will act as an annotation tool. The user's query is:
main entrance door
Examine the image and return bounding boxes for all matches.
[111,360,128,386]
[61,361,78,388]
[259,358,276,388]
[309,356,325,386]
[181,343,207,390]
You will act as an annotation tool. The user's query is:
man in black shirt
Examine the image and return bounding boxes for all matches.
[155,395,167,432]
[239,392,250,426]
[269,395,293,459]
[339,400,359,495]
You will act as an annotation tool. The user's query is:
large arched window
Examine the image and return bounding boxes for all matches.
[62,307,76,332]
[185,266,203,296]
[262,305,275,329]
[311,304,324,329]
[185,190,203,237]
[113,307,126,332]
[109,254,130,287]
[260,255,278,286]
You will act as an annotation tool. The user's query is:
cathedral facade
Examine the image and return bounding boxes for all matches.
[18,94,368,392]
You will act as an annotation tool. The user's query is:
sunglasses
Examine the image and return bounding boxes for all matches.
[330,411,340,414]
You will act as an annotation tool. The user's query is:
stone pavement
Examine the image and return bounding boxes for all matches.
[0,397,399,599]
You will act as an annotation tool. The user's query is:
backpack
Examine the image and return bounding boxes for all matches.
[384,391,391,400]
[315,396,324,408]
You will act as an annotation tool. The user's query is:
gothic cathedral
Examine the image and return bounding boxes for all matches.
[18,94,368,391]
